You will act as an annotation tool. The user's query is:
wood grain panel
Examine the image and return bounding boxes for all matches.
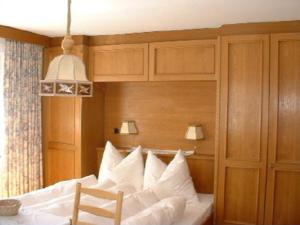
[81,84,105,176]
[104,81,216,155]
[45,148,75,186]
[217,35,269,225]
[265,33,300,225]
[223,167,260,224]
[226,39,266,161]
[149,40,218,81]
[271,169,300,225]
[276,38,300,163]
[48,97,75,145]
[43,96,80,186]
[89,44,148,82]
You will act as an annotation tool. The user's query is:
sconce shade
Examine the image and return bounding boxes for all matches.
[120,121,138,135]
[185,125,204,140]
[40,54,92,97]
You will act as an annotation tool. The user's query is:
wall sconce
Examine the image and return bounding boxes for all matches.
[120,121,138,135]
[185,125,204,140]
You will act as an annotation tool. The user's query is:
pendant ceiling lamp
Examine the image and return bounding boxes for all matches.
[40,0,92,97]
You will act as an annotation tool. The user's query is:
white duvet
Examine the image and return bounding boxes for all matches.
[0,175,187,225]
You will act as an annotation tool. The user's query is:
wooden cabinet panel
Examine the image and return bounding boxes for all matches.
[217,35,269,225]
[276,39,300,163]
[265,33,300,225]
[43,96,80,186]
[45,148,75,186]
[269,169,300,225]
[149,40,218,81]
[89,44,148,82]
[48,97,75,145]
[226,41,265,161]
[223,167,260,224]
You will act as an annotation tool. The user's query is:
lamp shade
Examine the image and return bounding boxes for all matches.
[185,125,204,140]
[39,0,92,97]
[120,121,138,135]
[40,54,92,97]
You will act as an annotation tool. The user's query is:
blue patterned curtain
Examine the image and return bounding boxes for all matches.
[0,39,43,197]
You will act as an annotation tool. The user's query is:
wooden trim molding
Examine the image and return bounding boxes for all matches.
[50,35,89,47]
[89,28,219,46]
[2,20,300,47]
[88,20,300,46]
[47,20,300,47]
[0,25,50,46]
[220,20,300,36]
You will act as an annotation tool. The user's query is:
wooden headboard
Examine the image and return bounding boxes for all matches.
[97,81,216,194]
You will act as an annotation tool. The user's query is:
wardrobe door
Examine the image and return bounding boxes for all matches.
[216,35,269,225]
[265,33,300,225]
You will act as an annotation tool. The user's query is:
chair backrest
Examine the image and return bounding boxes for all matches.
[72,182,124,225]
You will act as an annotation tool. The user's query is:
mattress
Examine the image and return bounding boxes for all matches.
[174,193,214,225]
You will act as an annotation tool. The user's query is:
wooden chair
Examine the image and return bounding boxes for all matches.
[71,183,124,225]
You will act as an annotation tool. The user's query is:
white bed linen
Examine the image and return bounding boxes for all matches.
[0,212,68,225]
[16,175,98,207]
[0,176,213,225]
[174,193,214,225]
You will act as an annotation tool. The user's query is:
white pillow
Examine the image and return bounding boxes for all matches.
[122,196,186,225]
[109,147,144,190]
[144,150,198,202]
[144,151,167,189]
[98,141,144,191]
[98,141,124,183]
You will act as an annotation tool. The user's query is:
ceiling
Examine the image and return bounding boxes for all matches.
[0,0,300,37]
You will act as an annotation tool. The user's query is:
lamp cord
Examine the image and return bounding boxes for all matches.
[67,0,71,36]
[61,0,73,54]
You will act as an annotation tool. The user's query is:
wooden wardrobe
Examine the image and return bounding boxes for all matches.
[264,33,300,225]
[216,33,300,225]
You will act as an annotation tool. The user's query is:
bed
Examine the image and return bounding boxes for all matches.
[0,143,214,225]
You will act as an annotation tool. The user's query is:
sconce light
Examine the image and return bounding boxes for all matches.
[120,121,138,135]
[185,125,204,140]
